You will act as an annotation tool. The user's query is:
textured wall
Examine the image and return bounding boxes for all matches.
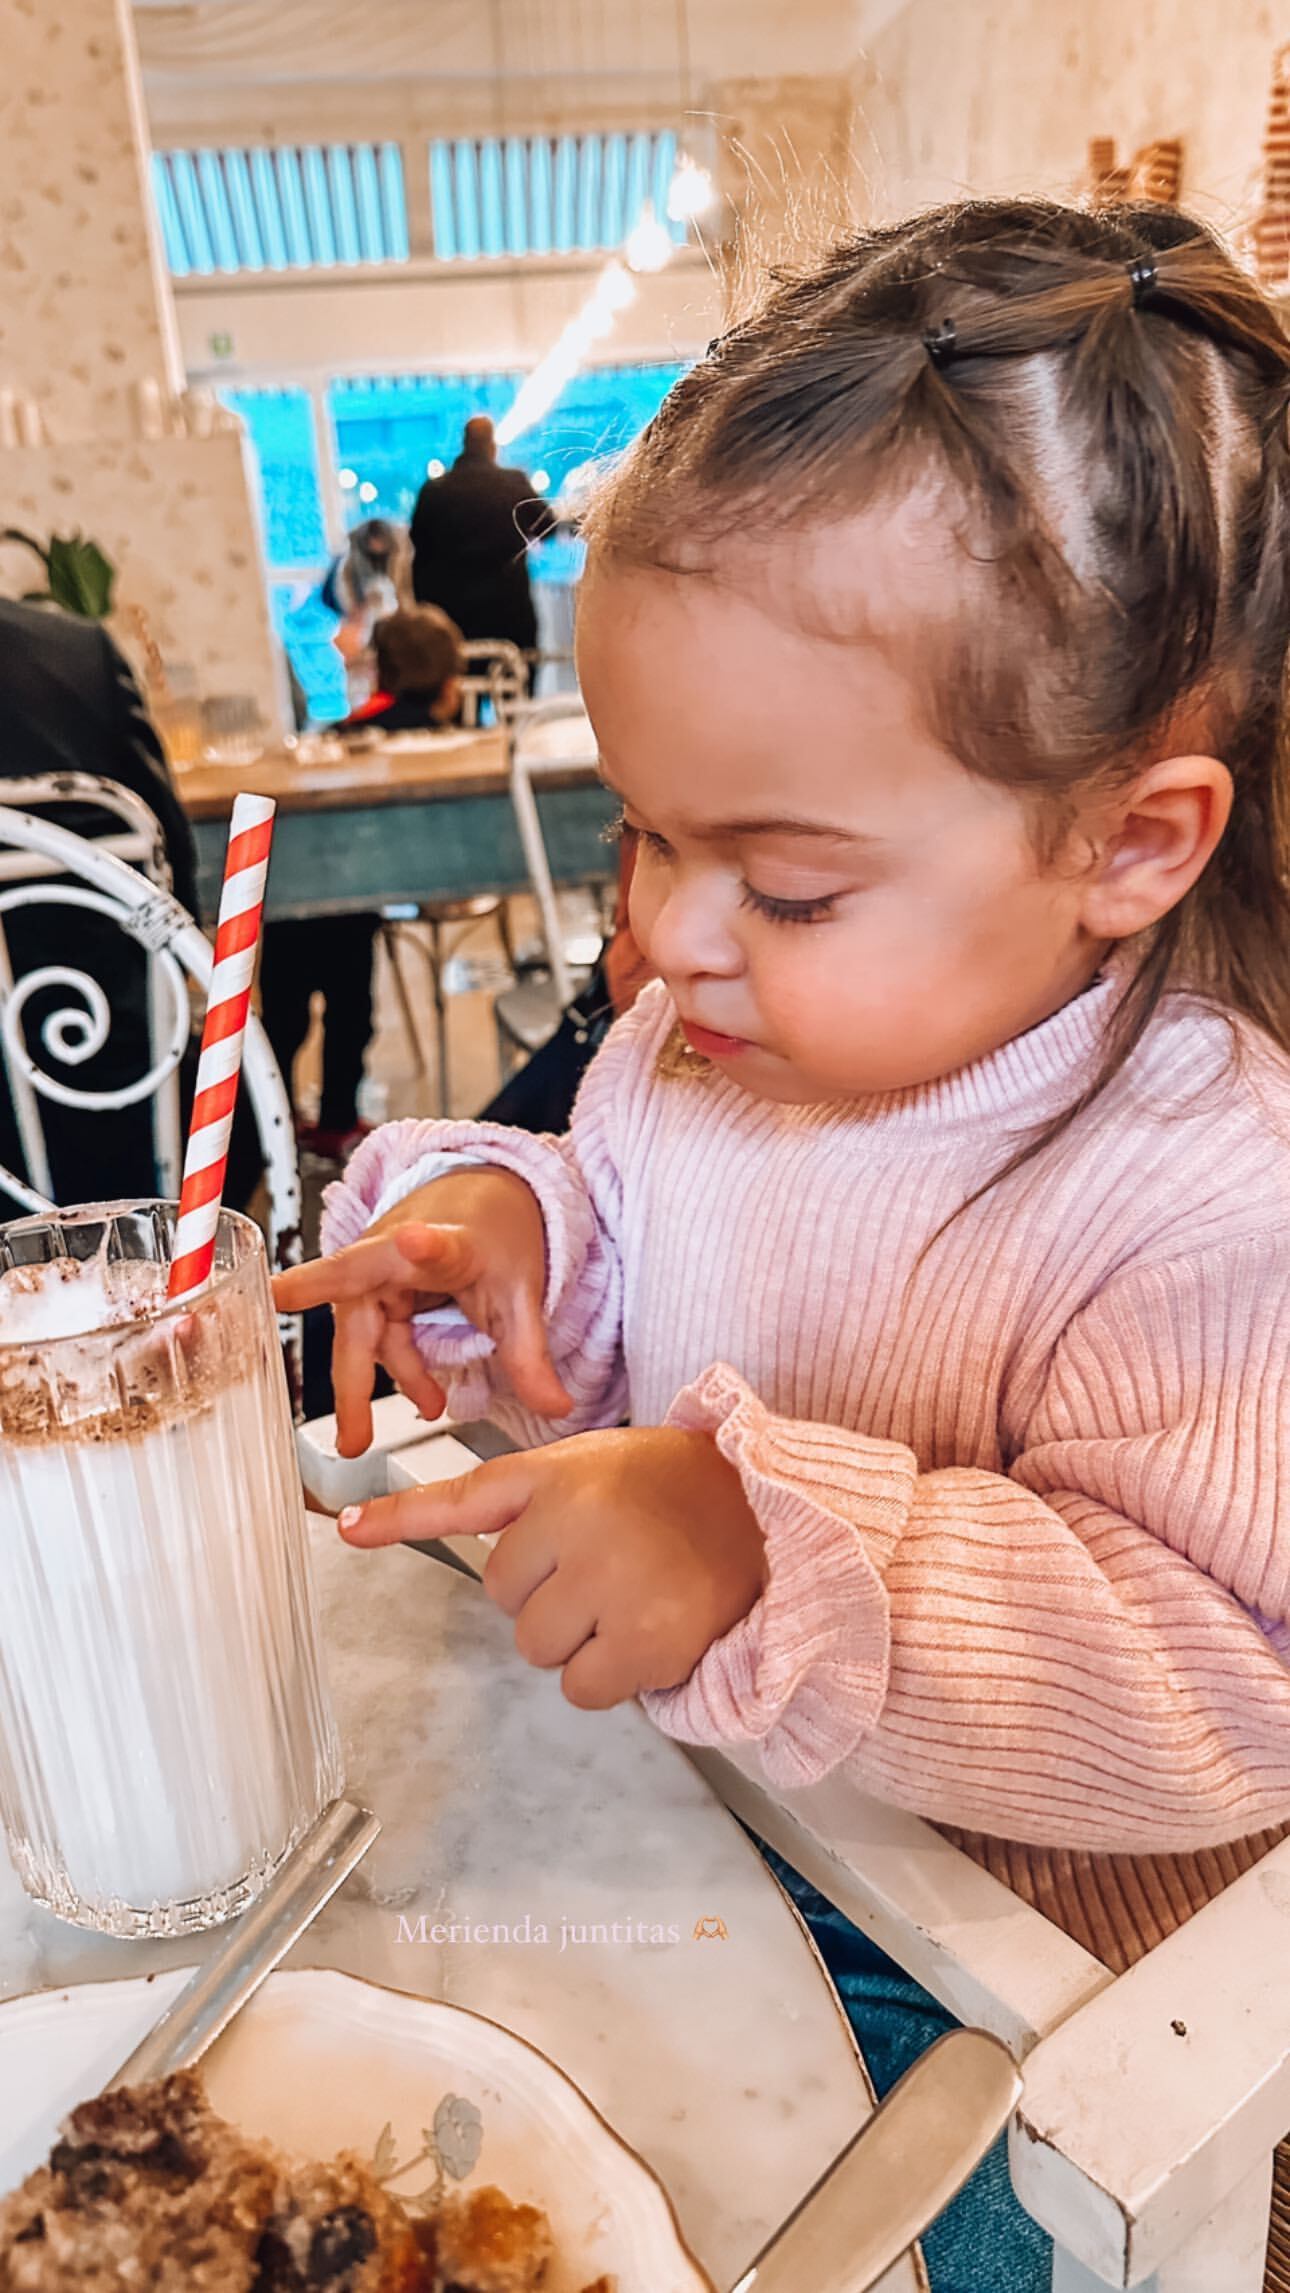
[0,0,284,729]
[0,432,284,727]
[0,0,182,443]
[852,0,1280,232]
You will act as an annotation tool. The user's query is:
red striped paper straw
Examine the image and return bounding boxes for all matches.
[167,792,276,1303]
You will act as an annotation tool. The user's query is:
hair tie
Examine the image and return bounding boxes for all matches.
[1127,256,1159,307]
[922,319,957,369]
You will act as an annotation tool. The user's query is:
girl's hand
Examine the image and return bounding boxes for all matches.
[271,1167,571,1456]
[335,1426,769,1708]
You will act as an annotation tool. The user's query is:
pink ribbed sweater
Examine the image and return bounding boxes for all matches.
[323,975,1290,1860]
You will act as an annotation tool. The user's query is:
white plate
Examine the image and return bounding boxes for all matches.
[0,1967,714,2292]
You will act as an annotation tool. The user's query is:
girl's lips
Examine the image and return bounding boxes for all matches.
[681,1020,751,1058]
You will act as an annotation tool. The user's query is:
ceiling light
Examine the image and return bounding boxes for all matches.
[667,153,715,222]
[624,201,674,276]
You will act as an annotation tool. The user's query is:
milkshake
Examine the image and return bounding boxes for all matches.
[0,1203,342,1936]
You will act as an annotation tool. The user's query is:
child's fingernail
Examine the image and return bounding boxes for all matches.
[339,1506,363,1534]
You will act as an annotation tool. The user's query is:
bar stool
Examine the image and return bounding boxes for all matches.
[377,641,529,1114]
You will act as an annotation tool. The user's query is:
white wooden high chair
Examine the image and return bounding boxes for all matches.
[299,1397,1290,2293]
[691,1751,1290,2293]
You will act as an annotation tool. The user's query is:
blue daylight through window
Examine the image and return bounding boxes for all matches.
[151,144,409,276]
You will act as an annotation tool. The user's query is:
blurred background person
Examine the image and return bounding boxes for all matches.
[340,603,464,736]
[411,416,556,684]
[319,517,410,712]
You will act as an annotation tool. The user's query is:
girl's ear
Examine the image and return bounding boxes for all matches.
[1077,756,1233,939]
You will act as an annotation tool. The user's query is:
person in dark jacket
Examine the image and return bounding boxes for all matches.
[0,599,198,907]
[0,600,203,1217]
[410,416,556,665]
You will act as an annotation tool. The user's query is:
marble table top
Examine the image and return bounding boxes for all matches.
[0,1515,920,2290]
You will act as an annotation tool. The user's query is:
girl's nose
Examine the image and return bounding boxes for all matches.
[639,874,744,982]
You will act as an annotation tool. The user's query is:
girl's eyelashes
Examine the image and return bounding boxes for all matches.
[612,809,842,926]
[739,883,840,927]
[604,810,674,857]
[634,824,675,860]
[605,811,675,861]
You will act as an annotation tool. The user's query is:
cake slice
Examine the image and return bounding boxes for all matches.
[0,2072,572,2293]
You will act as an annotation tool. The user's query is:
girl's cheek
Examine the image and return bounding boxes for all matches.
[753,921,871,1033]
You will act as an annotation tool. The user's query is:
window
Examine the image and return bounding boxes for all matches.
[218,388,344,723]
[152,144,409,276]
[428,131,686,260]
[218,363,691,723]
[219,388,328,566]
[329,361,691,525]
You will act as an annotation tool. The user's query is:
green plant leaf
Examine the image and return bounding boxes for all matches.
[46,533,114,618]
[1,528,49,571]
[76,540,116,617]
[18,531,116,618]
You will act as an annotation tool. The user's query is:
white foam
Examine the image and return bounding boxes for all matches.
[0,1255,163,1346]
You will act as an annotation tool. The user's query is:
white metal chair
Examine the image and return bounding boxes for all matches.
[0,774,182,1201]
[0,798,304,1399]
[493,695,605,1075]
[458,636,528,728]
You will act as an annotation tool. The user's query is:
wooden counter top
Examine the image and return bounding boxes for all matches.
[178,726,598,823]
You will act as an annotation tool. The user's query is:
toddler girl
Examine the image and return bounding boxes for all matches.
[279,198,1290,2289]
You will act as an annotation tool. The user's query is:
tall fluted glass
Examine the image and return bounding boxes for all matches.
[0,1202,342,1937]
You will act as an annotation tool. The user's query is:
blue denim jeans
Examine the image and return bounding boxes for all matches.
[759,1844,1051,2293]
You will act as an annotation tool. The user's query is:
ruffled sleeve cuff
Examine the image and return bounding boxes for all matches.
[641,1364,914,1789]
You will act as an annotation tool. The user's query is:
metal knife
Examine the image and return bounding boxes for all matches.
[727,2027,1023,2293]
[101,1796,380,2091]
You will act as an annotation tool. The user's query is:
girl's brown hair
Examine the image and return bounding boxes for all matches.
[585,198,1290,1189]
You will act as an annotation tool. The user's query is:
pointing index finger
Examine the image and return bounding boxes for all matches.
[272,1233,409,1310]
[270,1223,472,1311]
[337,1450,538,1547]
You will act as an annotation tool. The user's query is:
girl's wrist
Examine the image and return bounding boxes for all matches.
[367,1152,486,1230]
